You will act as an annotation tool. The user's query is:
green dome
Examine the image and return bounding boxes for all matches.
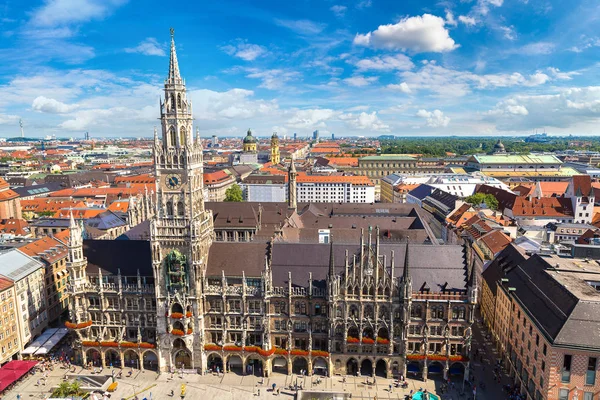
[243,129,257,144]
[271,132,278,139]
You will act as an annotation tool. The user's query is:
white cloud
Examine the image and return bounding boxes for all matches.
[500,26,517,40]
[29,0,127,27]
[400,64,558,97]
[274,19,326,35]
[287,109,336,128]
[416,109,450,127]
[387,82,412,94]
[243,68,300,90]
[353,14,458,53]
[354,54,414,71]
[330,5,347,18]
[483,87,600,131]
[189,88,278,121]
[343,76,379,87]
[547,67,578,80]
[124,38,165,56]
[0,113,20,125]
[458,15,477,26]
[517,41,555,55]
[445,10,457,27]
[32,96,78,113]
[340,111,390,131]
[221,41,267,61]
[356,0,372,9]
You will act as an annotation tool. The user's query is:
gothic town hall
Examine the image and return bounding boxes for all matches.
[66,31,476,381]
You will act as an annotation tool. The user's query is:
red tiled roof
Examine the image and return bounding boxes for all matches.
[479,230,512,255]
[21,199,85,213]
[511,196,573,218]
[204,170,233,184]
[0,218,30,236]
[19,236,68,264]
[570,175,593,197]
[0,277,14,291]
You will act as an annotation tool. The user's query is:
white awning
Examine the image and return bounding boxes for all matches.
[313,358,328,369]
[21,328,59,355]
[34,328,69,355]
[273,358,287,367]
[227,357,242,366]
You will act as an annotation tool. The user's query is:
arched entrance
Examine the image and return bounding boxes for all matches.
[375,359,387,377]
[360,359,373,376]
[346,358,358,376]
[246,357,263,377]
[227,355,243,375]
[86,349,101,367]
[171,303,184,314]
[272,356,288,375]
[407,361,421,377]
[313,357,328,376]
[207,354,223,373]
[124,350,140,369]
[292,357,308,375]
[143,351,158,371]
[174,349,191,369]
[449,362,465,377]
[428,361,444,378]
[391,361,399,378]
[104,349,120,368]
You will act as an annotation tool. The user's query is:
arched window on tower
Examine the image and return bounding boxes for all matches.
[179,126,186,147]
[177,201,184,216]
[170,94,175,112]
[169,128,176,147]
[166,201,173,217]
[177,94,182,109]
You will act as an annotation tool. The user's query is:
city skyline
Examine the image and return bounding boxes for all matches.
[1,0,600,138]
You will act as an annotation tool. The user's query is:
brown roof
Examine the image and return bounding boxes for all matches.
[475,184,517,212]
[19,236,68,265]
[511,196,573,218]
[446,203,471,226]
[479,230,511,255]
[570,175,593,197]
[0,218,30,236]
[206,242,269,277]
[0,277,14,291]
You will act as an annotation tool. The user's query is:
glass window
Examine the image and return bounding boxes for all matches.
[562,354,572,383]
[586,357,597,386]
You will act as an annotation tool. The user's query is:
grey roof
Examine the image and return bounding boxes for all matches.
[484,248,600,349]
[408,184,434,201]
[30,219,72,228]
[83,239,153,277]
[13,182,64,197]
[0,249,44,281]
[206,242,269,278]
[270,243,467,290]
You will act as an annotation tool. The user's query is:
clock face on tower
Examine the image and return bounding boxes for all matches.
[164,174,183,190]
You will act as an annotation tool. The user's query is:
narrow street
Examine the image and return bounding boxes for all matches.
[468,314,513,400]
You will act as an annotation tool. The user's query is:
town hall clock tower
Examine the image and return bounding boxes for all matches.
[150,29,214,372]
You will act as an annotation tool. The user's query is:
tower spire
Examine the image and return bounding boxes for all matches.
[168,28,182,85]
[402,238,410,280]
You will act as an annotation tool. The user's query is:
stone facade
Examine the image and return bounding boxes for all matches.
[65,30,475,380]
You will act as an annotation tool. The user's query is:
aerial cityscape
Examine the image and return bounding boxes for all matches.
[0,1,599,400]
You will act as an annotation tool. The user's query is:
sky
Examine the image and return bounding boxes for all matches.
[1,0,600,138]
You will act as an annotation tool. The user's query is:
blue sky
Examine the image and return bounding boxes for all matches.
[1,0,600,138]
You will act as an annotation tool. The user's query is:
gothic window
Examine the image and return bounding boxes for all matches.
[452,306,466,320]
[169,128,176,147]
[364,305,374,319]
[179,126,186,146]
[166,201,173,217]
[177,94,182,109]
[179,155,185,165]
[378,306,388,319]
[349,305,359,318]
[411,305,423,319]
[160,155,165,165]
[177,201,184,216]
[430,305,444,319]
[170,94,175,112]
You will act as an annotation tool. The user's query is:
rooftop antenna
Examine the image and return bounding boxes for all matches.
[19,119,24,138]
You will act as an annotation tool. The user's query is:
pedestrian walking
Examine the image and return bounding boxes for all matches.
[389,384,392,392]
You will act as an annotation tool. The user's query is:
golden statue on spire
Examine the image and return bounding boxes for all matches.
[170,27,174,38]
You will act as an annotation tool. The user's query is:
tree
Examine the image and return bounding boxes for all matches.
[224,184,243,202]
[52,381,85,398]
[465,193,499,210]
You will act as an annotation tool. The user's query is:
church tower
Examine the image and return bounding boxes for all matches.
[270,132,280,164]
[150,28,214,372]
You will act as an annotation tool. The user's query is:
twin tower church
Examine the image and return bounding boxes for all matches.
[65,30,476,380]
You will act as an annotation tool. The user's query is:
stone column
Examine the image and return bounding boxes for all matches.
[139,350,145,371]
[101,352,106,368]
[120,350,125,369]
[423,361,428,382]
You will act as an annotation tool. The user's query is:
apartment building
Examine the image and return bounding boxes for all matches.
[0,277,20,364]
[19,236,70,324]
[482,245,600,400]
[296,176,375,203]
[0,250,47,348]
